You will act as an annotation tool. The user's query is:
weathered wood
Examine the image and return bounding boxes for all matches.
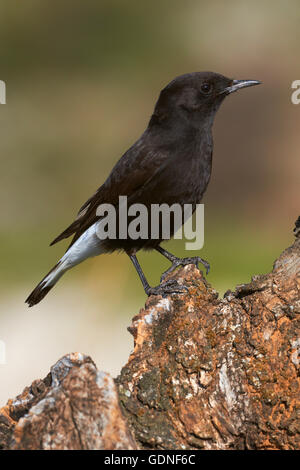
[1,219,299,450]
[0,353,137,450]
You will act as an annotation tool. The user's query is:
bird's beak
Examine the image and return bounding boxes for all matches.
[223,79,261,95]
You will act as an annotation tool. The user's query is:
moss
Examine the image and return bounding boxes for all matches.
[137,368,161,408]
[206,328,218,348]
[153,313,173,349]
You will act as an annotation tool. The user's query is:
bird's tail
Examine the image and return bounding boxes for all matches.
[25,259,69,307]
[26,221,103,307]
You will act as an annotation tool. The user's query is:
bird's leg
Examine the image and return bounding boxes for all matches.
[156,246,210,283]
[128,253,187,297]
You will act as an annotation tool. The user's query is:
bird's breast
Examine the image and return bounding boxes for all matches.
[147,140,212,206]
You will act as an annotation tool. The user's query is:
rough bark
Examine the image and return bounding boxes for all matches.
[1,219,299,450]
[0,353,137,450]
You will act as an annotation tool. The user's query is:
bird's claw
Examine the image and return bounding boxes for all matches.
[146,279,188,297]
[160,256,210,283]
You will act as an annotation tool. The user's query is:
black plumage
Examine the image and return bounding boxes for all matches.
[26,72,260,306]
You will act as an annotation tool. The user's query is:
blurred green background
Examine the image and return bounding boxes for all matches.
[0,0,299,405]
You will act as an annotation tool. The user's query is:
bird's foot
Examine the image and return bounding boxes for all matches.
[160,256,210,283]
[146,279,188,297]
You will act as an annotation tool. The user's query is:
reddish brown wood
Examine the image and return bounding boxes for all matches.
[1,220,299,450]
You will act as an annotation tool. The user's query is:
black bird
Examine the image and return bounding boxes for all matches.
[26,72,260,306]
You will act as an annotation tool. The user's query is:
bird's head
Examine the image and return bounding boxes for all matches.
[149,72,261,130]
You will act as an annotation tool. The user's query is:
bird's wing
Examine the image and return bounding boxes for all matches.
[50,136,170,248]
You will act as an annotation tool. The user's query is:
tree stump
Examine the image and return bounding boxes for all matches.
[0,219,299,450]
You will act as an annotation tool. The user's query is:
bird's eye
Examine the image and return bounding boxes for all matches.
[200,82,212,94]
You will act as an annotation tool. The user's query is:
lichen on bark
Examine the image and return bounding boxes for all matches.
[0,220,299,450]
